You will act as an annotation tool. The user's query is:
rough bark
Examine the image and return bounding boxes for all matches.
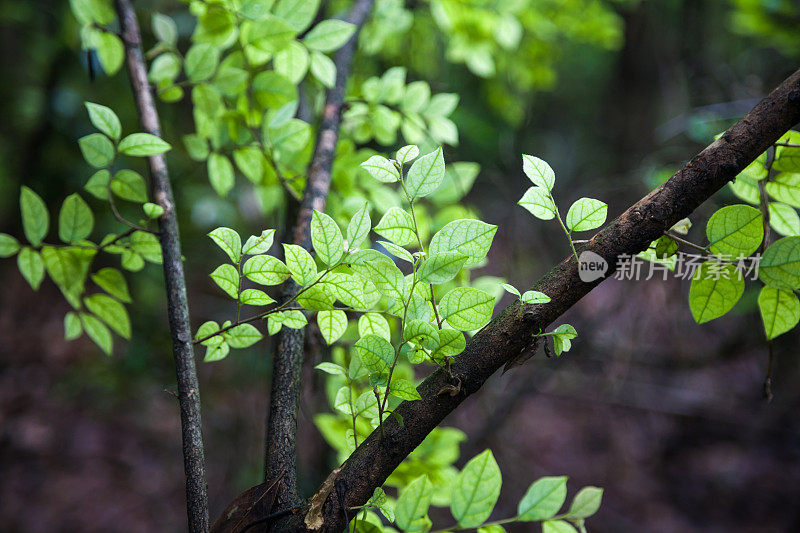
[115,1,209,531]
[281,67,800,532]
[264,0,376,508]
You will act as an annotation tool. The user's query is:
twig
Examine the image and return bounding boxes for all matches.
[114,1,209,531]
[263,0,376,508]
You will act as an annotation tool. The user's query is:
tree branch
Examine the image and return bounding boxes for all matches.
[115,1,209,531]
[287,67,800,532]
[264,0,376,508]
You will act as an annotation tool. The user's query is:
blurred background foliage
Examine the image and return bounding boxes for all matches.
[1,0,800,531]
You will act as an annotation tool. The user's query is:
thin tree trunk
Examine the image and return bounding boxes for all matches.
[115,1,209,531]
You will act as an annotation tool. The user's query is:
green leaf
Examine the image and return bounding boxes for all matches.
[542,520,578,533]
[361,258,405,300]
[361,155,400,183]
[84,293,131,338]
[706,204,763,257]
[152,12,178,46]
[519,186,556,220]
[243,255,291,285]
[310,51,336,88]
[78,133,115,168]
[354,334,394,374]
[204,341,230,362]
[118,133,171,156]
[20,186,49,246]
[432,328,466,360]
[185,43,220,82]
[396,145,420,165]
[522,155,555,191]
[85,102,121,140]
[346,203,371,250]
[758,285,800,340]
[111,169,148,202]
[451,449,502,527]
[419,252,468,284]
[401,81,430,114]
[84,169,111,200]
[768,203,800,236]
[374,207,416,246]
[208,227,242,263]
[17,247,45,290]
[500,283,520,298]
[405,147,446,199]
[41,246,96,308]
[64,311,82,340]
[274,0,319,31]
[374,241,410,264]
[404,319,440,351]
[688,262,744,323]
[729,173,761,205]
[317,309,348,345]
[243,229,276,255]
[91,267,131,303]
[239,288,275,306]
[358,313,391,341]
[93,31,124,75]
[274,41,309,84]
[315,362,347,376]
[389,378,421,400]
[303,19,356,52]
[208,152,235,197]
[517,476,568,521]
[429,219,497,267]
[225,323,263,348]
[149,53,182,83]
[58,194,94,243]
[311,210,344,266]
[395,475,433,530]
[760,236,800,290]
[283,244,318,285]
[0,233,21,257]
[210,264,240,298]
[477,526,507,533]
[566,198,607,232]
[765,172,800,208]
[233,146,267,184]
[441,287,494,330]
[130,231,161,263]
[143,202,164,219]
[281,310,307,329]
[79,312,113,355]
[267,118,311,153]
[521,290,550,304]
[564,487,603,519]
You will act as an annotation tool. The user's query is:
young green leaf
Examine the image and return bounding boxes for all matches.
[358,313,391,341]
[311,210,344,266]
[519,186,556,220]
[208,227,242,263]
[64,311,83,340]
[500,283,521,298]
[242,229,276,255]
[432,328,467,360]
[441,287,494,330]
[759,236,800,290]
[20,186,49,246]
[80,312,113,355]
[225,323,263,348]
[361,154,400,183]
[389,378,422,400]
[360,258,405,300]
[429,218,497,266]
[84,293,131,339]
[0,233,21,258]
[765,172,800,208]
[522,154,555,190]
[91,267,132,303]
[283,244,318,285]
[303,19,356,52]
[17,247,45,290]
[152,12,178,46]
[93,31,124,75]
[208,152,235,197]
[758,286,800,340]
[451,449,502,527]
[78,133,115,168]
[309,50,336,88]
[233,146,267,184]
[706,204,763,257]
[404,147,445,199]
[58,194,94,243]
[317,309,348,345]
[204,342,230,362]
[768,203,800,236]
[374,207,416,246]
[396,145,420,165]
[274,41,309,84]
[210,264,240,298]
[346,203,371,250]
[378,241,414,263]
[143,202,165,219]
[542,520,578,533]
[118,133,172,156]
[419,252,468,284]
[517,476,568,521]
[688,262,744,323]
[566,198,607,232]
[84,169,111,200]
[315,362,347,376]
[564,486,603,519]
[239,288,275,306]
[85,102,122,140]
[404,319,440,351]
[354,334,394,374]
[185,43,220,82]
[243,255,291,285]
[111,170,149,202]
[395,475,433,530]
[521,290,550,304]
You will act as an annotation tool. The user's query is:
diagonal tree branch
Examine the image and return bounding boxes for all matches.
[115,1,209,531]
[288,67,800,532]
[264,0,376,508]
